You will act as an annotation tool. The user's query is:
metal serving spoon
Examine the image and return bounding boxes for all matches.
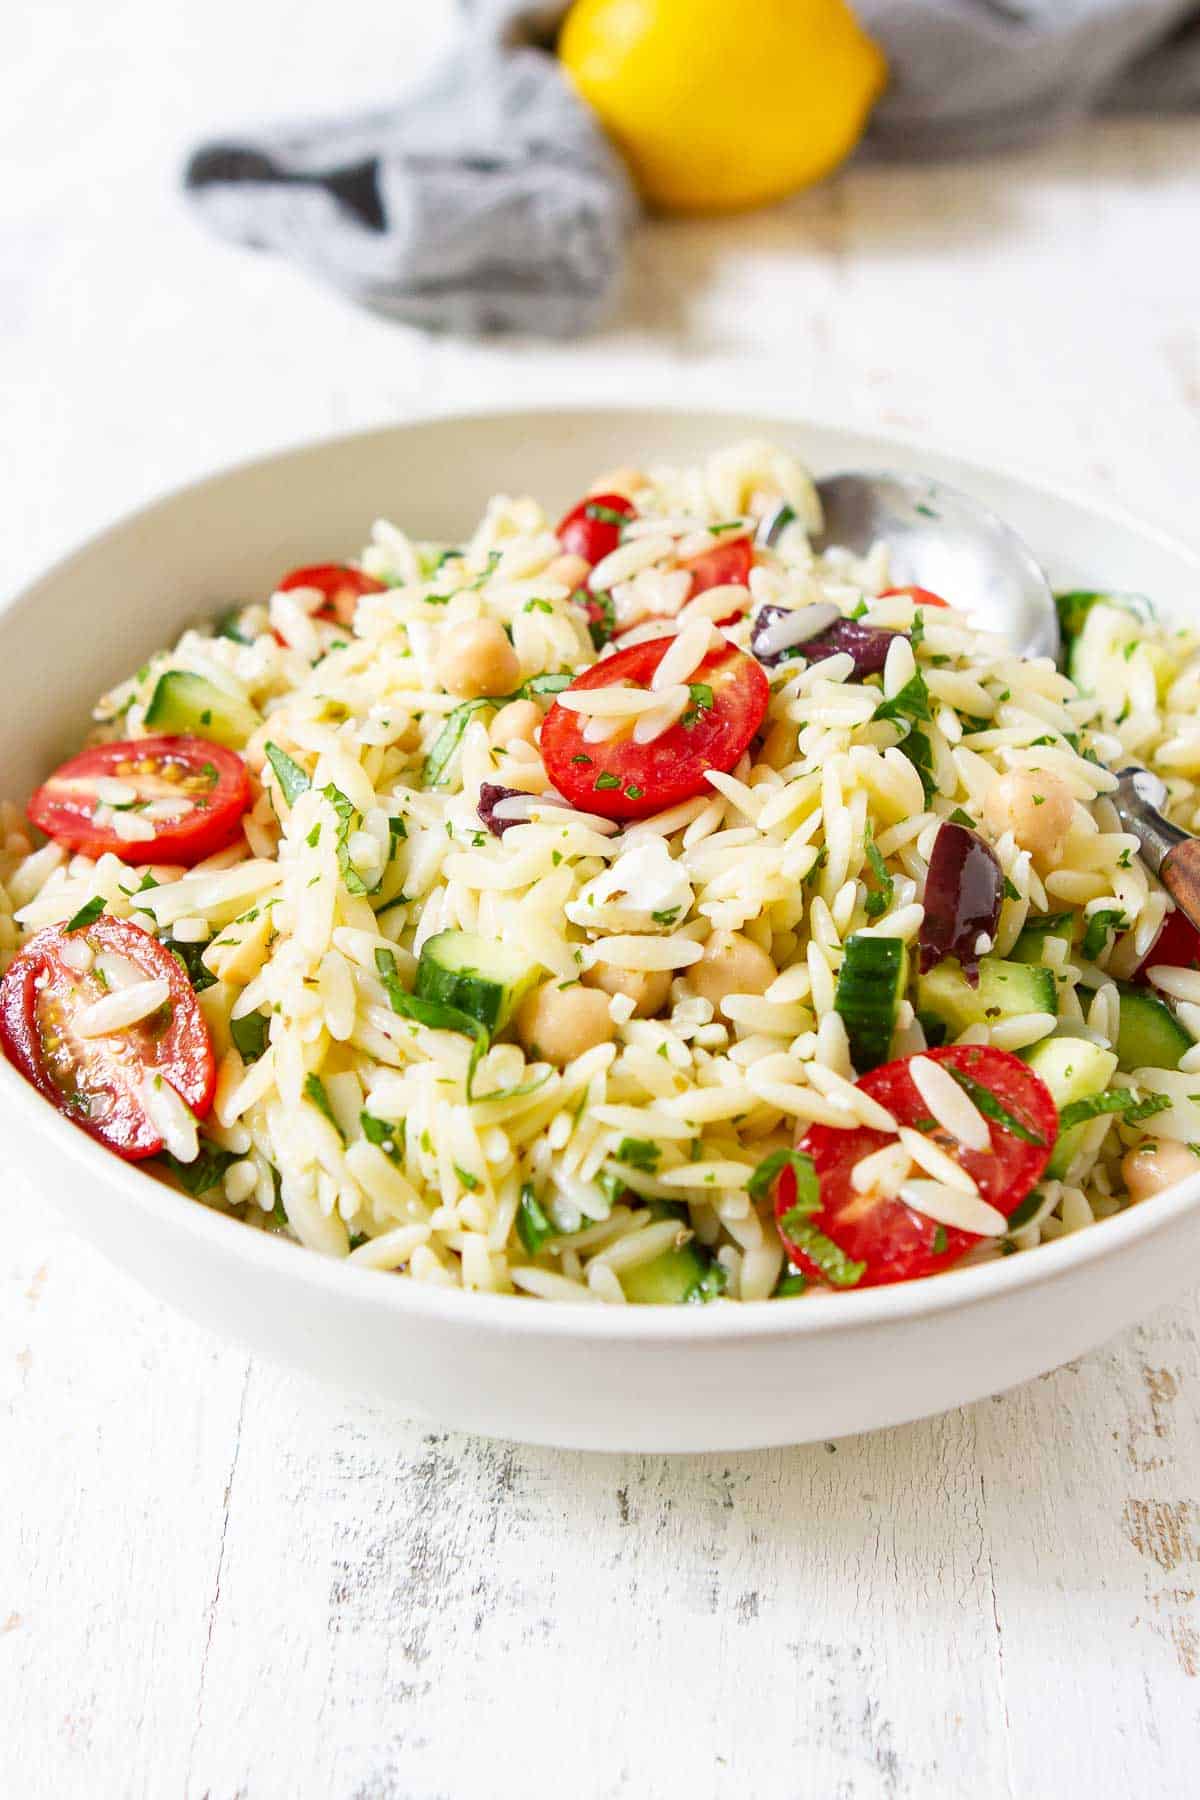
[761,470,1200,931]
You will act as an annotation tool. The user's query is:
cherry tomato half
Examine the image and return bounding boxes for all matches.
[681,536,754,624]
[775,1045,1057,1289]
[279,563,385,630]
[28,737,251,866]
[1136,905,1200,978]
[0,917,216,1159]
[880,586,950,609]
[556,493,638,567]
[681,536,753,597]
[541,636,769,821]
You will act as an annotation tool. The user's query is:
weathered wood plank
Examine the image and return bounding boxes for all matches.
[0,1193,247,1800]
[187,1371,1007,1800]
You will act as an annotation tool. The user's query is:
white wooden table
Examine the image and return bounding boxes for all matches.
[3,6,1200,1793]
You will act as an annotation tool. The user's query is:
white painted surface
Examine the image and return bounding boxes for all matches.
[3,2,1200,1793]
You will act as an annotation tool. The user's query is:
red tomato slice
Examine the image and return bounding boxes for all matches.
[28,737,251,866]
[541,636,769,821]
[279,563,385,630]
[880,585,950,609]
[1136,906,1200,978]
[556,493,638,566]
[775,1045,1057,1290]
[0,917,216,1159]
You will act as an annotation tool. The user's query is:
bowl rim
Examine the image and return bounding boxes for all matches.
[5,400,1200,1345]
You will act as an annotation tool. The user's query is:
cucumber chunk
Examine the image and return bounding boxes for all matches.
[1024,1036,1120,1179]
[415,929,541,1034]
[834,935,908,1073]
[1055,588,1153,653]
[621,1238,727,1305]
[1114,984,1192,1073]
[144,670,262,750]
[917,956,1056,1039]
[1067,600,1170,700]
[1011,912,1075,966]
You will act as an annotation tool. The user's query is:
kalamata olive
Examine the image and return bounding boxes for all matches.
[752,606,902,676]
[918,821,1003,982]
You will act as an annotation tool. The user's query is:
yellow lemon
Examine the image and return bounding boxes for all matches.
[559,0,887,214]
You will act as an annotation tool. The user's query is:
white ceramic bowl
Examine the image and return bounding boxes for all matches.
[5,406,1200,1452]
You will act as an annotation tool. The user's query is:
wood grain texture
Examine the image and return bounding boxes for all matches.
[3,2,1200,1795]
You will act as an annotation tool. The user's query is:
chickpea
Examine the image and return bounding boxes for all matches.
[583,963,672,1020]
[435,619,520,699]
[544,553,590,591]
[982,769,1075,868]
[516,979,615,1066]
[1122,1138,1198,1203]
[488,698,541,750]
[689,931,777,1014]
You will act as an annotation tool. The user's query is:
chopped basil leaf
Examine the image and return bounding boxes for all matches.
[1005,1188,1045,1232]
[583,502,629,527]
[422,699,493,787]
[615,1137,660,1172]
[160,1145,238,1197]
[375,947,487,1094]
[862,823,893,921]
[1081,908,1126,962]
[932,1225,948,1254]
[321,782,369,895]
[1124,1093,1172,1124]
[684,1262,729,1304]
[170,936,217,994]
[469,1072,552,1105]
[748,1147,820,1206]
[873,670,932,728]
[265,742,310,807]
[945,1065,1046,1146]
[516,1183,555,1254]
[773,1266,808,1298]
[230,1010,269,1064]
[595,771,621,791]
[65,895,107,933]
[360,1111,404,1163]
[777,1216,866,1288]
[303,1073,343,1139]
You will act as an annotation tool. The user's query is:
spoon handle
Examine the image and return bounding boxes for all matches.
[1111,765,1200,932]
[1161,837,1200,931]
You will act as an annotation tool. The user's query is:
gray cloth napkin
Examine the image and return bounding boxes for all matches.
[185,1,1200,337]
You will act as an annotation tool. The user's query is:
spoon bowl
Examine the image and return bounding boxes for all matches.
[801,470,1062,662]
[771,468,1200,932]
